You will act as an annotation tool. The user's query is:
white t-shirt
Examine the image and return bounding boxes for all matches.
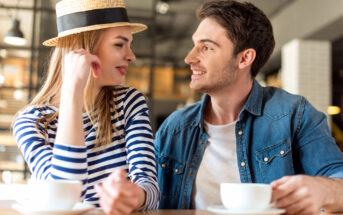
[191,120,240,209]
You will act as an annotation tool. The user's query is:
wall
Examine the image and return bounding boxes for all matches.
[265,0,343,72]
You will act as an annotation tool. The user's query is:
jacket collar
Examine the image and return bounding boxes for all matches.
[241,79,263,116]
[196,79,264,127]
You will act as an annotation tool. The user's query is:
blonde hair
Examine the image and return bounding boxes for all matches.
[31,29,115,147]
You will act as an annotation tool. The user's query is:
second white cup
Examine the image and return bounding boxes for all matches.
[220,183,272,212]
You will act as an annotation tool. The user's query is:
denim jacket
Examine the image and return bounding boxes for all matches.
[154,80,343,209]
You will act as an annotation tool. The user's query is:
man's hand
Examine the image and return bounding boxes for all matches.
[95,169,146,215]
[271,175,343,215]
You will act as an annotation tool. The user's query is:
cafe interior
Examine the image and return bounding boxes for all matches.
[0,0,343,209]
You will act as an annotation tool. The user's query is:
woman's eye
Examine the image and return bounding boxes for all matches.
[114,43,124,48]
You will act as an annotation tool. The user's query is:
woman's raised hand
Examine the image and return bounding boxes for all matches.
[55,49,102,146]
[62,49,101,93]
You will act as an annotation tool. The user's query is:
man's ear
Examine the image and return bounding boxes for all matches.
[238,48,256,70]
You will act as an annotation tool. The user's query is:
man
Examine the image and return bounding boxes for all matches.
[154,0,343,214]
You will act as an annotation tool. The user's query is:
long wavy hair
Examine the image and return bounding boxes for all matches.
[30,29,115,147]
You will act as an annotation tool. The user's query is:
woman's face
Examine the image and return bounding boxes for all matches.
[94,26,135,87]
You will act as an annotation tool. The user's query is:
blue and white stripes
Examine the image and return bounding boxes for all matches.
[13,86,160,209]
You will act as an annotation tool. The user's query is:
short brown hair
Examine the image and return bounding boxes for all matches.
[197,0,275,77]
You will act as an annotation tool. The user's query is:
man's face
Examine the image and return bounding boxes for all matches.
[185,18,238,94]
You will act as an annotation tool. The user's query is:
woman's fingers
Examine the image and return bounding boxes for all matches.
[63,49,102,90]
[108,169,128,183]
[96,183,137,215]
[91,62,101,78]
[85,53,101,78]
[95,169,146,215]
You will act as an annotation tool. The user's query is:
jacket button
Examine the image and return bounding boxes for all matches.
[280,150,285,155]
[161,163,166,168]
[190,171,193,176]
[175,169,179,173]
[238,131,243,135]
[240,162,246,167]
[264,157,269,162]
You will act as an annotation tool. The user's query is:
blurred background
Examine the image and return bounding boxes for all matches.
[0,0,343,184]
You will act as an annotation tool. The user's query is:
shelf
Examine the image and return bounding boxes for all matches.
[0,86,32,89]
[0,132,16,146]
[0,161,25,171]
[154,93,189,102]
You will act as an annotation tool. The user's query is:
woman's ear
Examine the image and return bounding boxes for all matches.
[238,48,256,70]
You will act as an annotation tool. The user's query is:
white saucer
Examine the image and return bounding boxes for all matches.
[12,202,95,215]
[207,205,285,215]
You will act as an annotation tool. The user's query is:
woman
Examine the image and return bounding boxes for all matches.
[13,0,159,214]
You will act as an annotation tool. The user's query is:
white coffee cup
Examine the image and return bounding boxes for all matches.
[24,179,82,211]
[220,183,272,212]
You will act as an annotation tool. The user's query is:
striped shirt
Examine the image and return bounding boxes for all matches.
[13,86,160,209]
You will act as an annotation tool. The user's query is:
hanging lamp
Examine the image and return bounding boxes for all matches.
[4,19,26,46]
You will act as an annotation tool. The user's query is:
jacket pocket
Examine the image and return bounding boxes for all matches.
[157,154,185,197]
[256,140,294,182]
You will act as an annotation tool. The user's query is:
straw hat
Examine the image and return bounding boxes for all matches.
[43,0,147,46]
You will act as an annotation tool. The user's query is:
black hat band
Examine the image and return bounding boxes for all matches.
[57,7,129,33]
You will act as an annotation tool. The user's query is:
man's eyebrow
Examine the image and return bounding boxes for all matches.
[199,39,221,47]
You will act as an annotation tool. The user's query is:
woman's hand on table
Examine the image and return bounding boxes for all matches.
[96,169,146,215]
